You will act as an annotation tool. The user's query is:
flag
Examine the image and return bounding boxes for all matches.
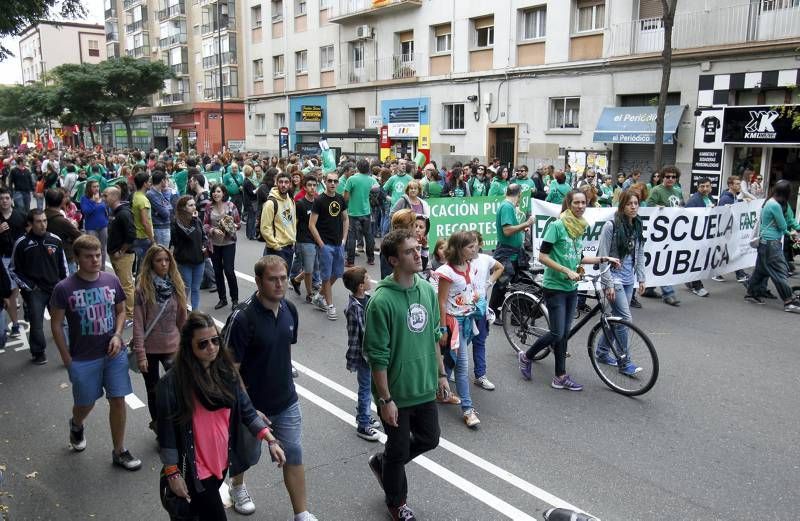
[0,131,8,147]
[47,133,54,151]
[34,129,42,150]
[20,130,28,145]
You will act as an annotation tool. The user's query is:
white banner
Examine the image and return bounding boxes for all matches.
[0,131,8,147]
[531,199,762,287]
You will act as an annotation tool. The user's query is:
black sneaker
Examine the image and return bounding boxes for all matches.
[290,277,301,295]
[112,449,142,471]
[744,294,765,305]
[214,299,228,310]
[69,419,86,452]
[291,365,299,378]
[763,290,778,300]
[629,296,642,309]
[8,324,20,338]
[390,503,417,521]
[642,288,660,299]
[368,453,384,490]
[31,353,47,365]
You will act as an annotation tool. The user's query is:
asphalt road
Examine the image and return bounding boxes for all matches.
[0,230,798,521]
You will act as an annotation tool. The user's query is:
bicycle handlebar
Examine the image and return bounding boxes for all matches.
[581,263,612,283]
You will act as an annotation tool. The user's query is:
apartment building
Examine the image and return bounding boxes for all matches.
[18,21,106,84]
[243,0,800,198]
[102,0,246,152]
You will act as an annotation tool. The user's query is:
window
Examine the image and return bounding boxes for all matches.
[522,6,546,40]
[400,39,414,60]
[295,50,307,73]
[273,54,284,77]
[319,0,331,9]
[349,108,366,128]
[88,39,100,57]
[271,0,283,21]
[253,59,263,80]
[351,41,364,68]
[473,17,494,48]
[549,97,580,129]
[761,0,800,9]
[274,112,286,128]
[576,1,605,32]
[251,5,262,28]
[443,103,465,131]
[295,0,306,15]
[320,45,334,70]
[433,24,452,53]
[255,113,266,132]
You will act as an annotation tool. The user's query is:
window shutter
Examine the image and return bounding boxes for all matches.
[638,0,663,19]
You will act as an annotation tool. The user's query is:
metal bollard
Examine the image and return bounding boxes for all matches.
[543,508,601,521]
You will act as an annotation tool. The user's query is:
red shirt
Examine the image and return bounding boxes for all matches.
[192,396,230,480]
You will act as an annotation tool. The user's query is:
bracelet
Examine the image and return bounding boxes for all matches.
[439,373,447,378]
[267,439,280,447]
[167,472,182,481]
[163,465,178,474]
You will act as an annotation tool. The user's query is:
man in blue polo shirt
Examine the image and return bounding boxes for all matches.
[226,255,318,521]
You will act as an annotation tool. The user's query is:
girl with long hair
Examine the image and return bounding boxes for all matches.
[204,184,241,310]
[443,167,471,198]
[80,179,109,269]
[134,245,187,433]
[488,165,511,196]
[156,312,285,521]
[172,195,207,310]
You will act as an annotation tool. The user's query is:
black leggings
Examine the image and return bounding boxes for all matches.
[187,473,227,521]
[211,243,238,302]
[141,353,175,423]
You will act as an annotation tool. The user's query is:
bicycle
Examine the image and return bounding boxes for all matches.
[502,265,659,396]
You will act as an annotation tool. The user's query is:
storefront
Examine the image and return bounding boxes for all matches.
[289,95,327,152]
[381,97,430,162]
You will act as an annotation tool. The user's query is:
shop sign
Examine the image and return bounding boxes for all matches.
[689,172,721,198]
[368,115,383,128]
[228,140,245,152]
[279,127,289,156]
[152,115,173,123]
[418,125,431,150]
[379,125,391,148]
[691,149,723,172]
[301,105,323,122]
[722,105,800,144]
[388,122,419,138]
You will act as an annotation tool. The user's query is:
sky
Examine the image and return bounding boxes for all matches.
[0,0,104,85]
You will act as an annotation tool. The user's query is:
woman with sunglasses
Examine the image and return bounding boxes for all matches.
[156,311,286,521]
[488,165,511,196]
[469,165,490,197]
[133,245,187,435]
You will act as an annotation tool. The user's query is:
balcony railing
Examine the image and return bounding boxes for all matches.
[339,53,421,85]
[123,0,143,9]
[392,53,417,79]
[162,92,188,104]
[126,45,150,58]
[170,62,189,75]
[202,52,237,68]
[105,8,117,19]
[201,19,236,35]
[608,2,800,57]
[329,0,421,22]
[125,19,146,33]
[106,31,119,42]
[159,33,187,47]
[158,3,186,21]
[204,85,239,99]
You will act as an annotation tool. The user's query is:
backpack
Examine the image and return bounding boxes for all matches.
[221,297,299,356]
[369,187,382,209]
[255,197,279,243]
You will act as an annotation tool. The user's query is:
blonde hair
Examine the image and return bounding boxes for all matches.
[391,208,416,231]
[405,180,422,195]
[136,245,187,310]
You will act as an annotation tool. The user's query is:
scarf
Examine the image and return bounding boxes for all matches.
[176,211,196,234]
[560,209,588,240]
[614,214,644,259]
[153,274,174,304]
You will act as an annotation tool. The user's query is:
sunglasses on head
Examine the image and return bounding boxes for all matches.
[197,336,221,350]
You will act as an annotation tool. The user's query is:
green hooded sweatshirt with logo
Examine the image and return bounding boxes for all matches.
[363,274,442,409]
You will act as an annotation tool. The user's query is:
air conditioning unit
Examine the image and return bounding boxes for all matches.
[356,25,372,39]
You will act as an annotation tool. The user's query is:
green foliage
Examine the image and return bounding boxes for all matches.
[0,0,87,60]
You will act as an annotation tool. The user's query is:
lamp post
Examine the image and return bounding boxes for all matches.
[217,0,227,152]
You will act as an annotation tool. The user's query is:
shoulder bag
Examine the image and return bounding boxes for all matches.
[127,299,170,373]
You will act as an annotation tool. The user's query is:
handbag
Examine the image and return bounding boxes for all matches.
[748,217,761,249]
[127,299,170,373]
[159,454,197,520]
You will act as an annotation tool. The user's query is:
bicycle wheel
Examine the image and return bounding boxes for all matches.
[587,318,658,396]
[502,291,551,360]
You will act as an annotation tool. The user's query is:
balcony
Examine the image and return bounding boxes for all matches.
[159,33,187,47]
[204,85,239,99]
[608,3,800,57]
[162,92,189,104]
[329,0,421,23]
[105,7,117,19]
[391,53,418,79]
[202,52,237,68]
[107,43,120,58]
[125,19,146,33]
[170,62,189,75]
[158,3,186,21]
[339,53,420,85]
[123,0,143,9]
[106,30,119,42]
[201,19,236,35]
[126,45,151,58]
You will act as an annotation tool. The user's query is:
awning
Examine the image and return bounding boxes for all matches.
[593,105,686,144]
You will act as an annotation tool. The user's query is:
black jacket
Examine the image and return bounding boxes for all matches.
[44,208,82,263]
[170,217,206,265]
[10,231,68,293]
[0,209,27,257]
[107,202,136,255]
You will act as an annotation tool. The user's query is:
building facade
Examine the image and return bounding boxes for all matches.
[102,0,246,152]
[18,21,106,84]
[242,0,800,199]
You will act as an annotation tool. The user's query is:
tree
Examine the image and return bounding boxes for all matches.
[0,0,86,60]
[49,63,108,147]
[97,57,173,149]
[653,0,678,173]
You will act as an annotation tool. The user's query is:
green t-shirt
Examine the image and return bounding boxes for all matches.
[488,179,509,197]
[647,184,684,207]
[383,174,413,206]
[546,181,571,205]
[87,173,108,192]
[426,181,442,198]
[469,178,488,197]
[173,169,189,195]
[336,175,348,195]
[344,173,377,217]
[541,220,583,292]
[222,171,244,195]
[204,171,222,188]
[598,185,614,207]
[496,200,522,250]
[515,178,536,200]
[132,191,152,239]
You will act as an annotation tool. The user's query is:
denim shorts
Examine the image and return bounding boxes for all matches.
[67,352,133,406]
[318,244,344,281]
[2,257,17,290]
[296,242,317,274]
[269,401,303,466]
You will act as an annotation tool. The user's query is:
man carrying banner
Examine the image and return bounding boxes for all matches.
[684,177,715,297]
[713,175,751,283]
[644,166,683,307]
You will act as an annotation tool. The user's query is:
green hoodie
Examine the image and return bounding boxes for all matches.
[363,274,442,409]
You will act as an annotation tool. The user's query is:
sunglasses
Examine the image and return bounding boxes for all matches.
[197,336,221,350]
[663,175,677,179]
[326,179,339,184]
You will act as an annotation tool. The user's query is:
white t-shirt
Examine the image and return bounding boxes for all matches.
[471,253,496,297]
[434,262,478,317]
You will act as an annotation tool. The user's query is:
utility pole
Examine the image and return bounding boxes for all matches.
[217,0,226,153]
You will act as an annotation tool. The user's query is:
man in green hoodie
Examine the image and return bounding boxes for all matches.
[363,228,450,521]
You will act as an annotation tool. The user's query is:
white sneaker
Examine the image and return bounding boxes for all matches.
[691,288,709,297]
[326,304,337,320]
[711,275,725,282]
[356,425,381,441]
[463,408,481,429]
[311,293,328,312]
[231,484,256,515]
[290,513,318,521]
[473,375,496,391]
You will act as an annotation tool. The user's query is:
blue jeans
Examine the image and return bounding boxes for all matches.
[660,285,675,298]
[245,202,258,239]
[597,283,633,358]
[748,239,793,301]
[380,202,391,236]
[355,359,373,429]
[132,238,152,275]
[22,288,52,357]
[178,262,205,310]
[154,227,170,247]
[371,205,383,237]
[265,245,294,269]
[346,215,375,263]
[34,195,44,211]
[447,316,473,412]
[13,191,31,213]
[291,242,321,288]
[269,401,303,466]
[472,314,490,379]
[525,289,577,376]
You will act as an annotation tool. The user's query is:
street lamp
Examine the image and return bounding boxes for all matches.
[217,0,228,152]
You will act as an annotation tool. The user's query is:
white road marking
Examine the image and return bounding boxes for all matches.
[292,361,588,514]
[218,481,233,508]
[124,393,146,410]
[294,385,537,521]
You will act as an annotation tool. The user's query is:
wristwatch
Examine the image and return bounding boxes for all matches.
[378,397,394,407]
